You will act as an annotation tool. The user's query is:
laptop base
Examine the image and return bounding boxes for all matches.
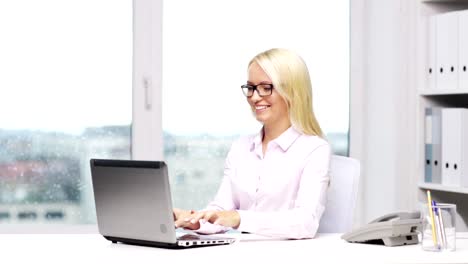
[104,236,233,250]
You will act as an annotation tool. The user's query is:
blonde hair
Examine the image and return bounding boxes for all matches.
[249,48,324,137]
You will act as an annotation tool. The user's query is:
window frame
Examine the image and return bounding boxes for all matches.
[132,0,164,161]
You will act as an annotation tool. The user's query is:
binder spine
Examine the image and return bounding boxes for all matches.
[432,108,442,184]
[425,108,433,183]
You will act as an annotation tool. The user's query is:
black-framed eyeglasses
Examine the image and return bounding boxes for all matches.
[241,84,274,97]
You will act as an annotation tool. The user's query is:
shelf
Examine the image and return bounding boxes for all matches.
[417,0,468,232]
[418,89,468,96]
[418,182,468,194]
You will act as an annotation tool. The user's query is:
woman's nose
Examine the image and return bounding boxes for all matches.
[249,89,262,102]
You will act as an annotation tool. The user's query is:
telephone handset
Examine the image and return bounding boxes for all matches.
[341,211,422,246]
[368,211,421,224]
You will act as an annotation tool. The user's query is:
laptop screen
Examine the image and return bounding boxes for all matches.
[90,159,177,244]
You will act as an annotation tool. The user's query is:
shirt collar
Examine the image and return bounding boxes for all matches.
[274,126,302,152]
[250,126,302,152]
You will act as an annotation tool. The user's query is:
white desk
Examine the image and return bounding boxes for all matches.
[1,233,467,264]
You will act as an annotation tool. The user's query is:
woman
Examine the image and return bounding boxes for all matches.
[174,48,331,239]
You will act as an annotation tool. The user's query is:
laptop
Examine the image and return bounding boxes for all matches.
[89,158,236,249]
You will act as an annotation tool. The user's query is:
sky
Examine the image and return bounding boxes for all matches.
[0,1,132,135]
[0,0,349,136]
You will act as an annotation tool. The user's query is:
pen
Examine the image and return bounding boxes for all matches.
[432,200,443,248]
[433,201,447,249]
[426,190,438,248]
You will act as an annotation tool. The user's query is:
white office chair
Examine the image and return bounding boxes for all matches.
[318,155,360,233]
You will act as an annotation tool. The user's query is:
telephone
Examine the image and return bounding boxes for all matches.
[341,211,422,246]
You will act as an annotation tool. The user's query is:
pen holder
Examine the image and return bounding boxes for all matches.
[421,203,456,252]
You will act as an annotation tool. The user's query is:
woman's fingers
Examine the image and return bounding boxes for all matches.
[173,208,200,229]
[189,211,212,224]
[175,218,200,229]
[187,211,221,225]
[175,210,240,229]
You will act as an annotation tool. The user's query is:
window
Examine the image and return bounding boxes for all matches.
[0,1,132,225]
[0,0,349,227]
[163,0,349,210]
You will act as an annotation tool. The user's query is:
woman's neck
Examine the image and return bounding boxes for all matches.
[262,120,292,144]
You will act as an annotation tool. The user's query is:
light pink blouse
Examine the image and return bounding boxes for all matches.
[197,126,331,239]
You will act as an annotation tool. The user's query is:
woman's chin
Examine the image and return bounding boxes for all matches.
[257,117,268,125]
[255,115,268,123]
[252,111,271,124]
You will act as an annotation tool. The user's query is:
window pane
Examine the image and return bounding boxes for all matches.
[163,0,349,210]
[0,1,132,224]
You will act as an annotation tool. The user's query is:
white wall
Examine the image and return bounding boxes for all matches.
[350,0,418,225]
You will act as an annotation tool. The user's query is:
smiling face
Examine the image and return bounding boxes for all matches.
[247,62,290,128]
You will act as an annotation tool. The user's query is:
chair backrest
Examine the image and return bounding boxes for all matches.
[318,155,360,233]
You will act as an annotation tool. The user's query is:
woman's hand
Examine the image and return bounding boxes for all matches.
[187,210,241,229]
[173,208,200,230]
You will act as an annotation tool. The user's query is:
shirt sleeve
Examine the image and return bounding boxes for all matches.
[235,143,331,239]
[194,141,239,235]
